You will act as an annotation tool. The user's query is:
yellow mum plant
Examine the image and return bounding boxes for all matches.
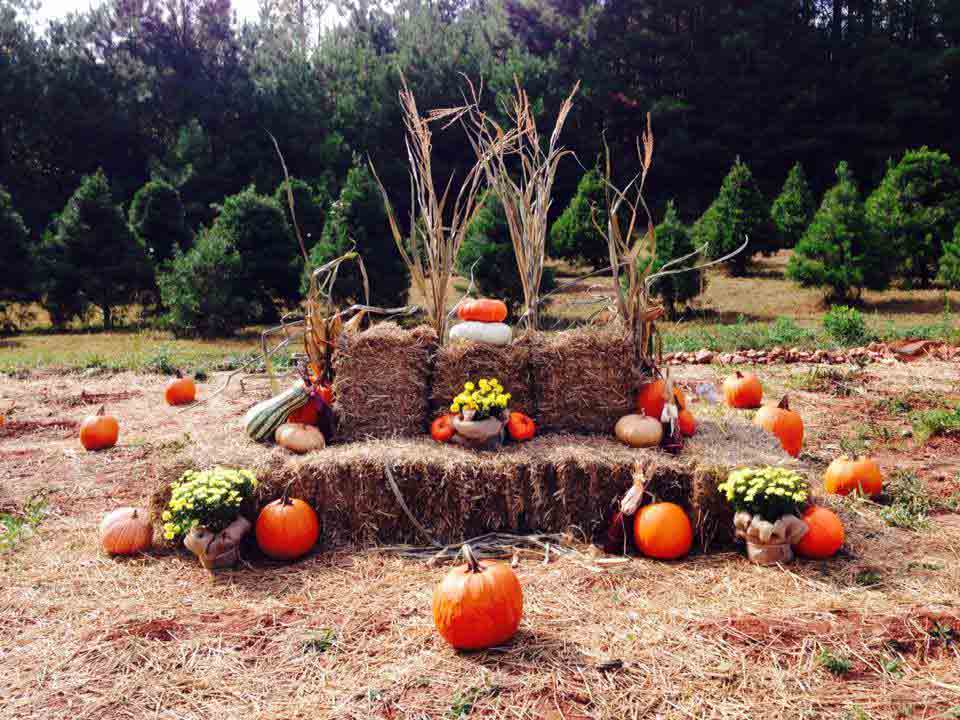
[162,467,257,540]
[450,377,511,421]
[718,467,808,521]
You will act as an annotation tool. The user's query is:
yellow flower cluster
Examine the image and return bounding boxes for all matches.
[718,466,808,521]
[450,378,511,420]
[162,467,257,540]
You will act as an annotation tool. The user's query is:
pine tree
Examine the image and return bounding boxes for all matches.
[0,185,35,310]
[550,169,608,271]
[129,179,191,265]
[787,162,890,300]
[274,178,329,250]
[771,163,816,249]
[649,201,701,318]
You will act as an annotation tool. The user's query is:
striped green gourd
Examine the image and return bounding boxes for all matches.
[244,382,310,442]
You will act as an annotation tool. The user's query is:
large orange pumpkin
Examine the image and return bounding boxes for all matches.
[432,544,523,650]
[164,372,196,406]
[99,507,152,555]
[723,371,763,409]
[457,299,508,323]
[255,488,320,561]
[507,411,536,442]
[80,405,119,451]
[793,506,844,559]
[633,502,693,560]
[635,379,686,420]
[431,414,456,443]
[753,395,804,457]
[823,455,883,497]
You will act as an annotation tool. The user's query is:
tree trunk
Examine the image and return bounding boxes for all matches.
[102,305,113,330]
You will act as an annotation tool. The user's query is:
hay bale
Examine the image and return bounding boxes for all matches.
[532,327,634,434]
[332,323,437,442]
[429,334,536,419]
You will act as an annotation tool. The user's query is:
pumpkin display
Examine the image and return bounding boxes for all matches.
[449,321,512,346]
[614,413,663,448]
[431,414,456,443]
[723,371,763,409]
[507,411,536,442]
[99,507,152,556]
[275,422,326,454]
[244,382,310,442]
[635,379,686,421]
[793,506,844,559]
[457,298,508,324]
[677,409,697,437]
[164,372,196,406]
[823,455,883,497]
[633,502,693,560]
[255,489,320,561]
[80,405,119,451]
[753,395,804,457]
[432,544,523,650]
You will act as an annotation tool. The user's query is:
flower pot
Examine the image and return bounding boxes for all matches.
[451,411,507,450]
[183,515,252,570]
[733,511,808,566]
[745,540,794,565]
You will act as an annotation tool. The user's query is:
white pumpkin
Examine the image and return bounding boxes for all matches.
[275,423,326,454]
[614,414,663,448]
[449,321,512,346]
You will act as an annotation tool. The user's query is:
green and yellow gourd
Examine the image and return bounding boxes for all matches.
[244,382,311,442]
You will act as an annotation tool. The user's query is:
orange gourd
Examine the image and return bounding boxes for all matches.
[287,400,319,425]
[633,502,693,560]
[431,414,456,443]
[678,409,696,437]
[723,371,763,409]
[507,411,536,442]
[255,487,320,561]
[457,298,508,323]
[793,506,844,559]
[635,379,686,420]
[432,544,523,650]
[99,507,152,555]
[823,456,883,497]
[164,372,196,406]
[753,395,804,457]
[80,405,119,451]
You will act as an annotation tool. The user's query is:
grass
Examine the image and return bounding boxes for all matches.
[876,471,936,531]
[911,405,960,443]
[0,493,48,554]
[817,648,853,676]
[788,367,866,396]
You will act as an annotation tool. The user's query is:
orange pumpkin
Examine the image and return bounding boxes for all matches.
[80,405,119,451]
[287,400,319,425]
[431,414,456,443]
[823,455,883,497]
[635,379,686,420]
[633,502,693,560]
[793,506,844,559]
[457,298,508,323]
[432,544,523,650]
[723,371,763,409]
[99,507,152,555]
[255,488,320,561]
[507,411,536,442]
[753,395,804,457]
[164,372,196,406]
[678,409,696,437]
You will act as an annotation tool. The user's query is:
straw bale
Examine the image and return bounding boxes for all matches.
[332,323,437,442]
[429,333,536,419]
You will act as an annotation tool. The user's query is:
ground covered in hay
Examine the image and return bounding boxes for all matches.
[1,360,960,719]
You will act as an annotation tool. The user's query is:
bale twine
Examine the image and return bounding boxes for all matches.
[332,323,437,442]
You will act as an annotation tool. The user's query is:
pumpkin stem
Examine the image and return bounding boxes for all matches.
[96,404,105,416]
[281,481,293,506]
[131,509,138,519]
[778,395,790,410]
[461,543,482,573]
[735,371,744,379]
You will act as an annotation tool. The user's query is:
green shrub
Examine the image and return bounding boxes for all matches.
[158,229,256,337]
[648,200,702,317]
[129,180,191,264]
[938,222,960,289]
[304,164,409,307]
[0,185,36,324]
[822,305,870,345]
[770,162,815,248]
[866,147,960,288]
[273,177,329,250]
[787,162,891,300]
[550,168,608,270]
[458,191,555,315]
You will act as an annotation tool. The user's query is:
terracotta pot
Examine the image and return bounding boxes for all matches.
[183,516,252,570]
[451,411,507,450]
[745,541,794,565]
[733,511,808,566]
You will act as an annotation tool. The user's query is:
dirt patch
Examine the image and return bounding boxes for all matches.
[0,418,78,440]
[103,618,186,642]
[57,390,142,408]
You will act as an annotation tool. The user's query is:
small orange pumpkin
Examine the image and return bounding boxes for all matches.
[255,487,320,561]
[164,372,196,406]
[507,411,536,442]
[80,405,119,451]
[633,502,693,560]
[457,298,508,323]
[635,379,686,420]
[99,506,152,555]
[431,414,456,443]
[753,395,804,457]
[678,409,696,437]
[823,456,883,497]
[432,544,523,650]
[723,371,763,409]
[793,506,844,559]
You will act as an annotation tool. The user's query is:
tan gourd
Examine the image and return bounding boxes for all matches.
[614,414,663,448]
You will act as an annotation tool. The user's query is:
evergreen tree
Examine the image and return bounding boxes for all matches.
[787,162,890,300]
[550,169,608,270]
[129,179,191,264]
[304,164,409,307]
[273,178,329,250]
[39,170,151,329]
[0,185,36,312]
[771,163,816,249]
[865,147,960,288]
[938,222,960,290]
[648,201,701,318]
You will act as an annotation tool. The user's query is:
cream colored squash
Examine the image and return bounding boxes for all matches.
[449,321,512,346]
[275,422,326,454]
[614,414,663,448]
